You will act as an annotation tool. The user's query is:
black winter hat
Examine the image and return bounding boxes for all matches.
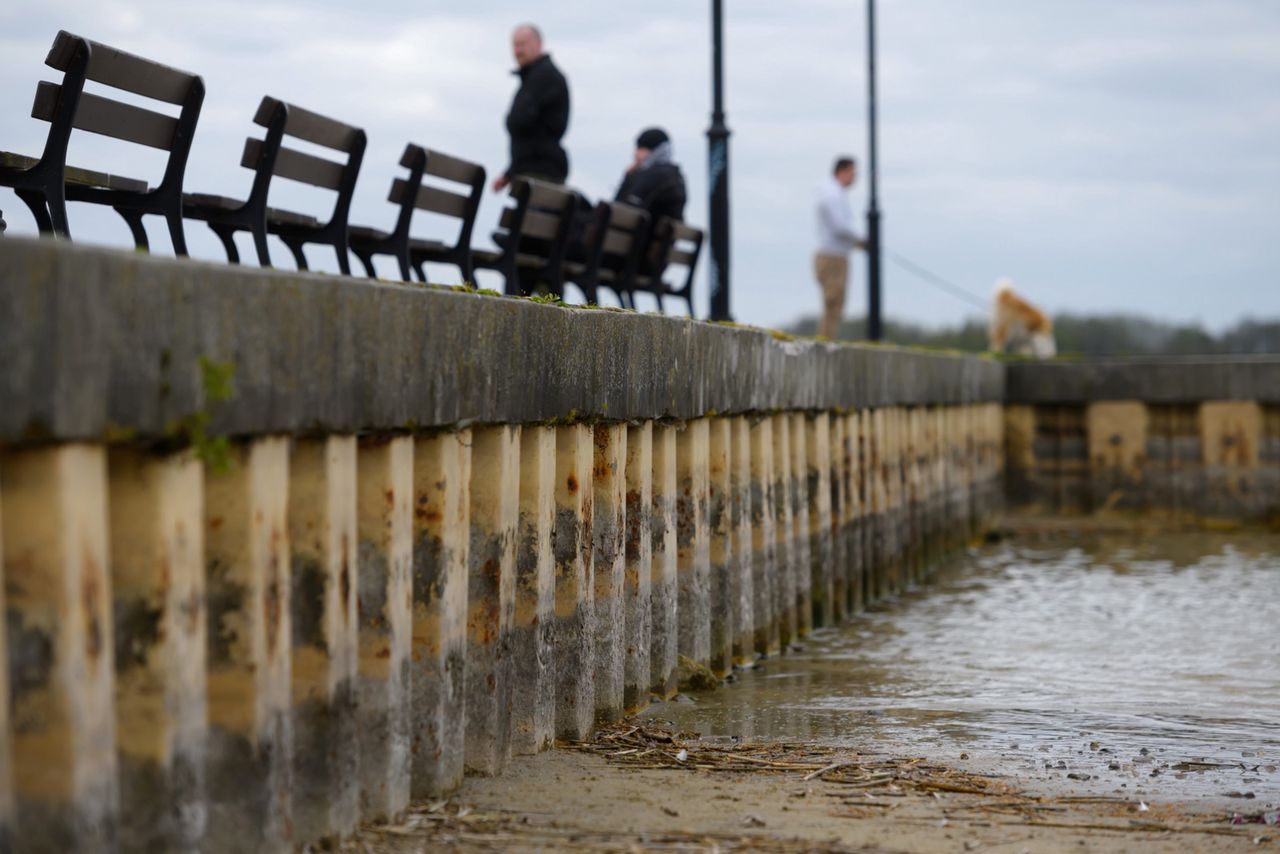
[636,127,670,150]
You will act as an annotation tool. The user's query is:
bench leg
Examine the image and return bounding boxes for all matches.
[209,224,241,264]
[117,209,150,253]
[394,251,411,283]
[251,225,272,268]
[16,190,57,236]
[332,242,350,277]
[412,259,429,284]
[283,239,309,271]
[0,208,7,234]
[47,192,71,238]
[354,250,377,279]
[166,214,189,257]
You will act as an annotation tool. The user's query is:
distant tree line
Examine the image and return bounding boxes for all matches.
[785,314,1280,356]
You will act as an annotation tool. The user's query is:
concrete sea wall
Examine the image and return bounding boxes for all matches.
[0,238,1004,851]
[1005,359,1280,522]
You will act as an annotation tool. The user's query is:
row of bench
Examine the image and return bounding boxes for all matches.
[0,30,703,314]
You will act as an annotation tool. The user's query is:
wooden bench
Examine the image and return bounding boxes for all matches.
[0,30,204,252]
[469,178,577,296]
[184,96,365,274]
[563,201,650,306]
[628,218,704,316]
[351,145,485,282]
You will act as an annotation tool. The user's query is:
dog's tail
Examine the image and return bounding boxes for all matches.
[993,277,1015,298]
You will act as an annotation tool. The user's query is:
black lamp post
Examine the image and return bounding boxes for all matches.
[707,0,732,321]
[865,0,883,341]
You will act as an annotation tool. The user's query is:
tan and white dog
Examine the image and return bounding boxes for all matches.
[988,279,1055,358]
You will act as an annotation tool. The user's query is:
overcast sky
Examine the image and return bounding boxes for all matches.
[2,1,1277,330]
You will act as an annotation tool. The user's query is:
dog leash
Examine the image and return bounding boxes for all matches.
[884,249,989,310]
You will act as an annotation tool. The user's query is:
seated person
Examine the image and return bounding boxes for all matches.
[615,127,686,275]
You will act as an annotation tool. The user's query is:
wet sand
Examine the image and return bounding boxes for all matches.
[341,739,1273,853]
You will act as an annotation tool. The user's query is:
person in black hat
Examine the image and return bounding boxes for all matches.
[615,128,686,227]
[614,128,687,277]
[493,24,571,192]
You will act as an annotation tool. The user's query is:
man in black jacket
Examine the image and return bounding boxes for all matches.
[615,127,687,274]
[494,24,570,192]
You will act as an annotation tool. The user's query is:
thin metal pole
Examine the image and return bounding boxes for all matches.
[707,0,732,321]
[865,0,883,341]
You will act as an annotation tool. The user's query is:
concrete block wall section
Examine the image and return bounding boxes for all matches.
[623,423,654,715]
[552,425,595,739]
[729,417,755,668]
[805,414,834,629]
[649,425,680,700]
[409,431,470,796]
[591,424,628,723]
[512,426,555,754]
[354,436,412,820]
[747,417,779,659]
[0,407,1001,849]
[0,239,1014,848]
[706,419,735,679]
[770,415,797,649]
[463,426,519,776]
[107,449,206,853]
[789,413,814,639]
[676,420,712,668]
[2,446,117,852]
[288,437,359,845]
[203,438,292,854]
[1005,358,1280,521]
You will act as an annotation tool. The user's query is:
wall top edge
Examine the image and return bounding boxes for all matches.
[0,238,1003,444]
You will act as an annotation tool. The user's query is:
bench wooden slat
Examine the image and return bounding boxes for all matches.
[669,248,698,266]
[424,148,483,184]
[602,229,633,255]
[671,222,702,242]
[348,224,390,242]
[1,150,148,192]
[607,202,646,230]
[500,207,561,240]
[514,251,557,269]
[265,207,329,229]
[242,138,345,190]
[46,30,196,105]
[32,82,178,151]
[522,179,571,209]
[398,143,426,169]
[406,236,450,253]
[389,179,470,217]
[253,96,361,152]
[183,192,321,226]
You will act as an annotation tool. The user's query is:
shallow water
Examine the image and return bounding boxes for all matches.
[642,531,1280,807]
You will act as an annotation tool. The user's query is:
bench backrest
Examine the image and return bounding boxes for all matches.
[597,201,650,278]
[652,218,704,297]
[494,178,576,270]
[387,145,485,252]
[32,30,204,195]
[239,95,366,229]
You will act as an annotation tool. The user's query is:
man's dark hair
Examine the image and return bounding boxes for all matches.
[833,156,857,175]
